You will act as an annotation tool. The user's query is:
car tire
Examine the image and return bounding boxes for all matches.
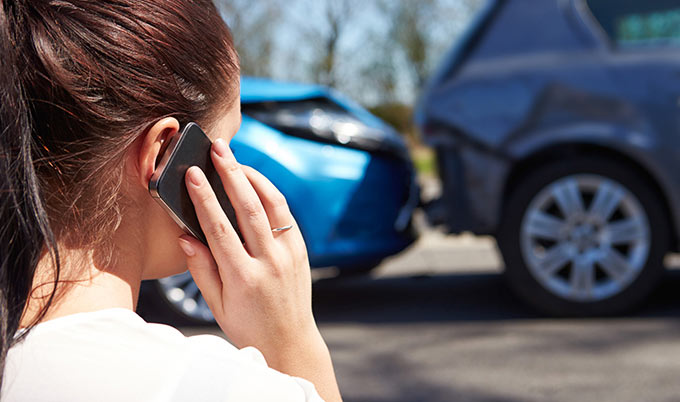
[335,259,383,277]
[498,155,669,316]
[137,274,216,326]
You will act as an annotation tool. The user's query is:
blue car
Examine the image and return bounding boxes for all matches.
[139,77,419,324]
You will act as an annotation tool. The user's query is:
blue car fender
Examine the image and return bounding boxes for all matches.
[230,116,373,265]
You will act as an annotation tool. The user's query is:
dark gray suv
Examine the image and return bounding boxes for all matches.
[415,0,680,315]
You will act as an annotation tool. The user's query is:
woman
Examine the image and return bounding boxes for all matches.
[0,1,342,401]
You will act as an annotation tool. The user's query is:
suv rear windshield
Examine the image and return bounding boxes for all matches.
[587,0,680,47]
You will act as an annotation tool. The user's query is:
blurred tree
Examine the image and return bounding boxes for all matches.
[214,0,486,111]
[301,0,359,88]
[379,0,482,92]
[357,37,398,104]
[388,0,435,89]
[367,0,484,141]
[216,0,281,77]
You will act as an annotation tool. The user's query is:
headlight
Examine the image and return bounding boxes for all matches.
[243,98,408,158]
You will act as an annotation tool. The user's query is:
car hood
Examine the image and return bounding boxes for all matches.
[241,77,330,103]
[241,77,394,133]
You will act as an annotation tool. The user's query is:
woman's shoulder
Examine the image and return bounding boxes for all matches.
[2,309,227,401]
[12,308,213,350]
[3,308,322,402]
[8,308,240,364]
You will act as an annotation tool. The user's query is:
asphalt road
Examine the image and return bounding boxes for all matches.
[182,231,680,402]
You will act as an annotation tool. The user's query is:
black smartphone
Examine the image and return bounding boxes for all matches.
[148,122,242,245]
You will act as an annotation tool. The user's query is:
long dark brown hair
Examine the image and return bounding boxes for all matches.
[0,0,239,388]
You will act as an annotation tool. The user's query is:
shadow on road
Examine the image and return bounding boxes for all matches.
[312,268,680,324]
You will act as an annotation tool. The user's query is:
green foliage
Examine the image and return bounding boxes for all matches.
[368,103,415,137]
[413,146,437,176]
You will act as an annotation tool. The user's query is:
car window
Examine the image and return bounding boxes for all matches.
[587,0,680,48]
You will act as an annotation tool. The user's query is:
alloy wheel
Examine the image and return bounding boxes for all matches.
[158,272,215,322]
[520,174,651,302]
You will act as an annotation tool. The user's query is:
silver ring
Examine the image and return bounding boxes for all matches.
[271,224,294,233]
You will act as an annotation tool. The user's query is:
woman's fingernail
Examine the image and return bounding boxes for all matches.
[178,237,195,257]
[213,138,228,158]
[187,166,204,187]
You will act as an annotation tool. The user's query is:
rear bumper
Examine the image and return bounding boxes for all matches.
[430,145,509,235]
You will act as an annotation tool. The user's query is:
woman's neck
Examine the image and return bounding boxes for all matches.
[20,245,143,328]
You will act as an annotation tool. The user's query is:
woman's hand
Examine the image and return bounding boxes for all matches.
[176,138,341,401]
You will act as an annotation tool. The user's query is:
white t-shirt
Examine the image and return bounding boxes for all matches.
[2,308,323,402]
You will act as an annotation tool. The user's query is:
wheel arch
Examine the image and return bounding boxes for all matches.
[501,142,678,251]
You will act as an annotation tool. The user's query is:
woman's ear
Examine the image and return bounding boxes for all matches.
[134,117,180,189]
